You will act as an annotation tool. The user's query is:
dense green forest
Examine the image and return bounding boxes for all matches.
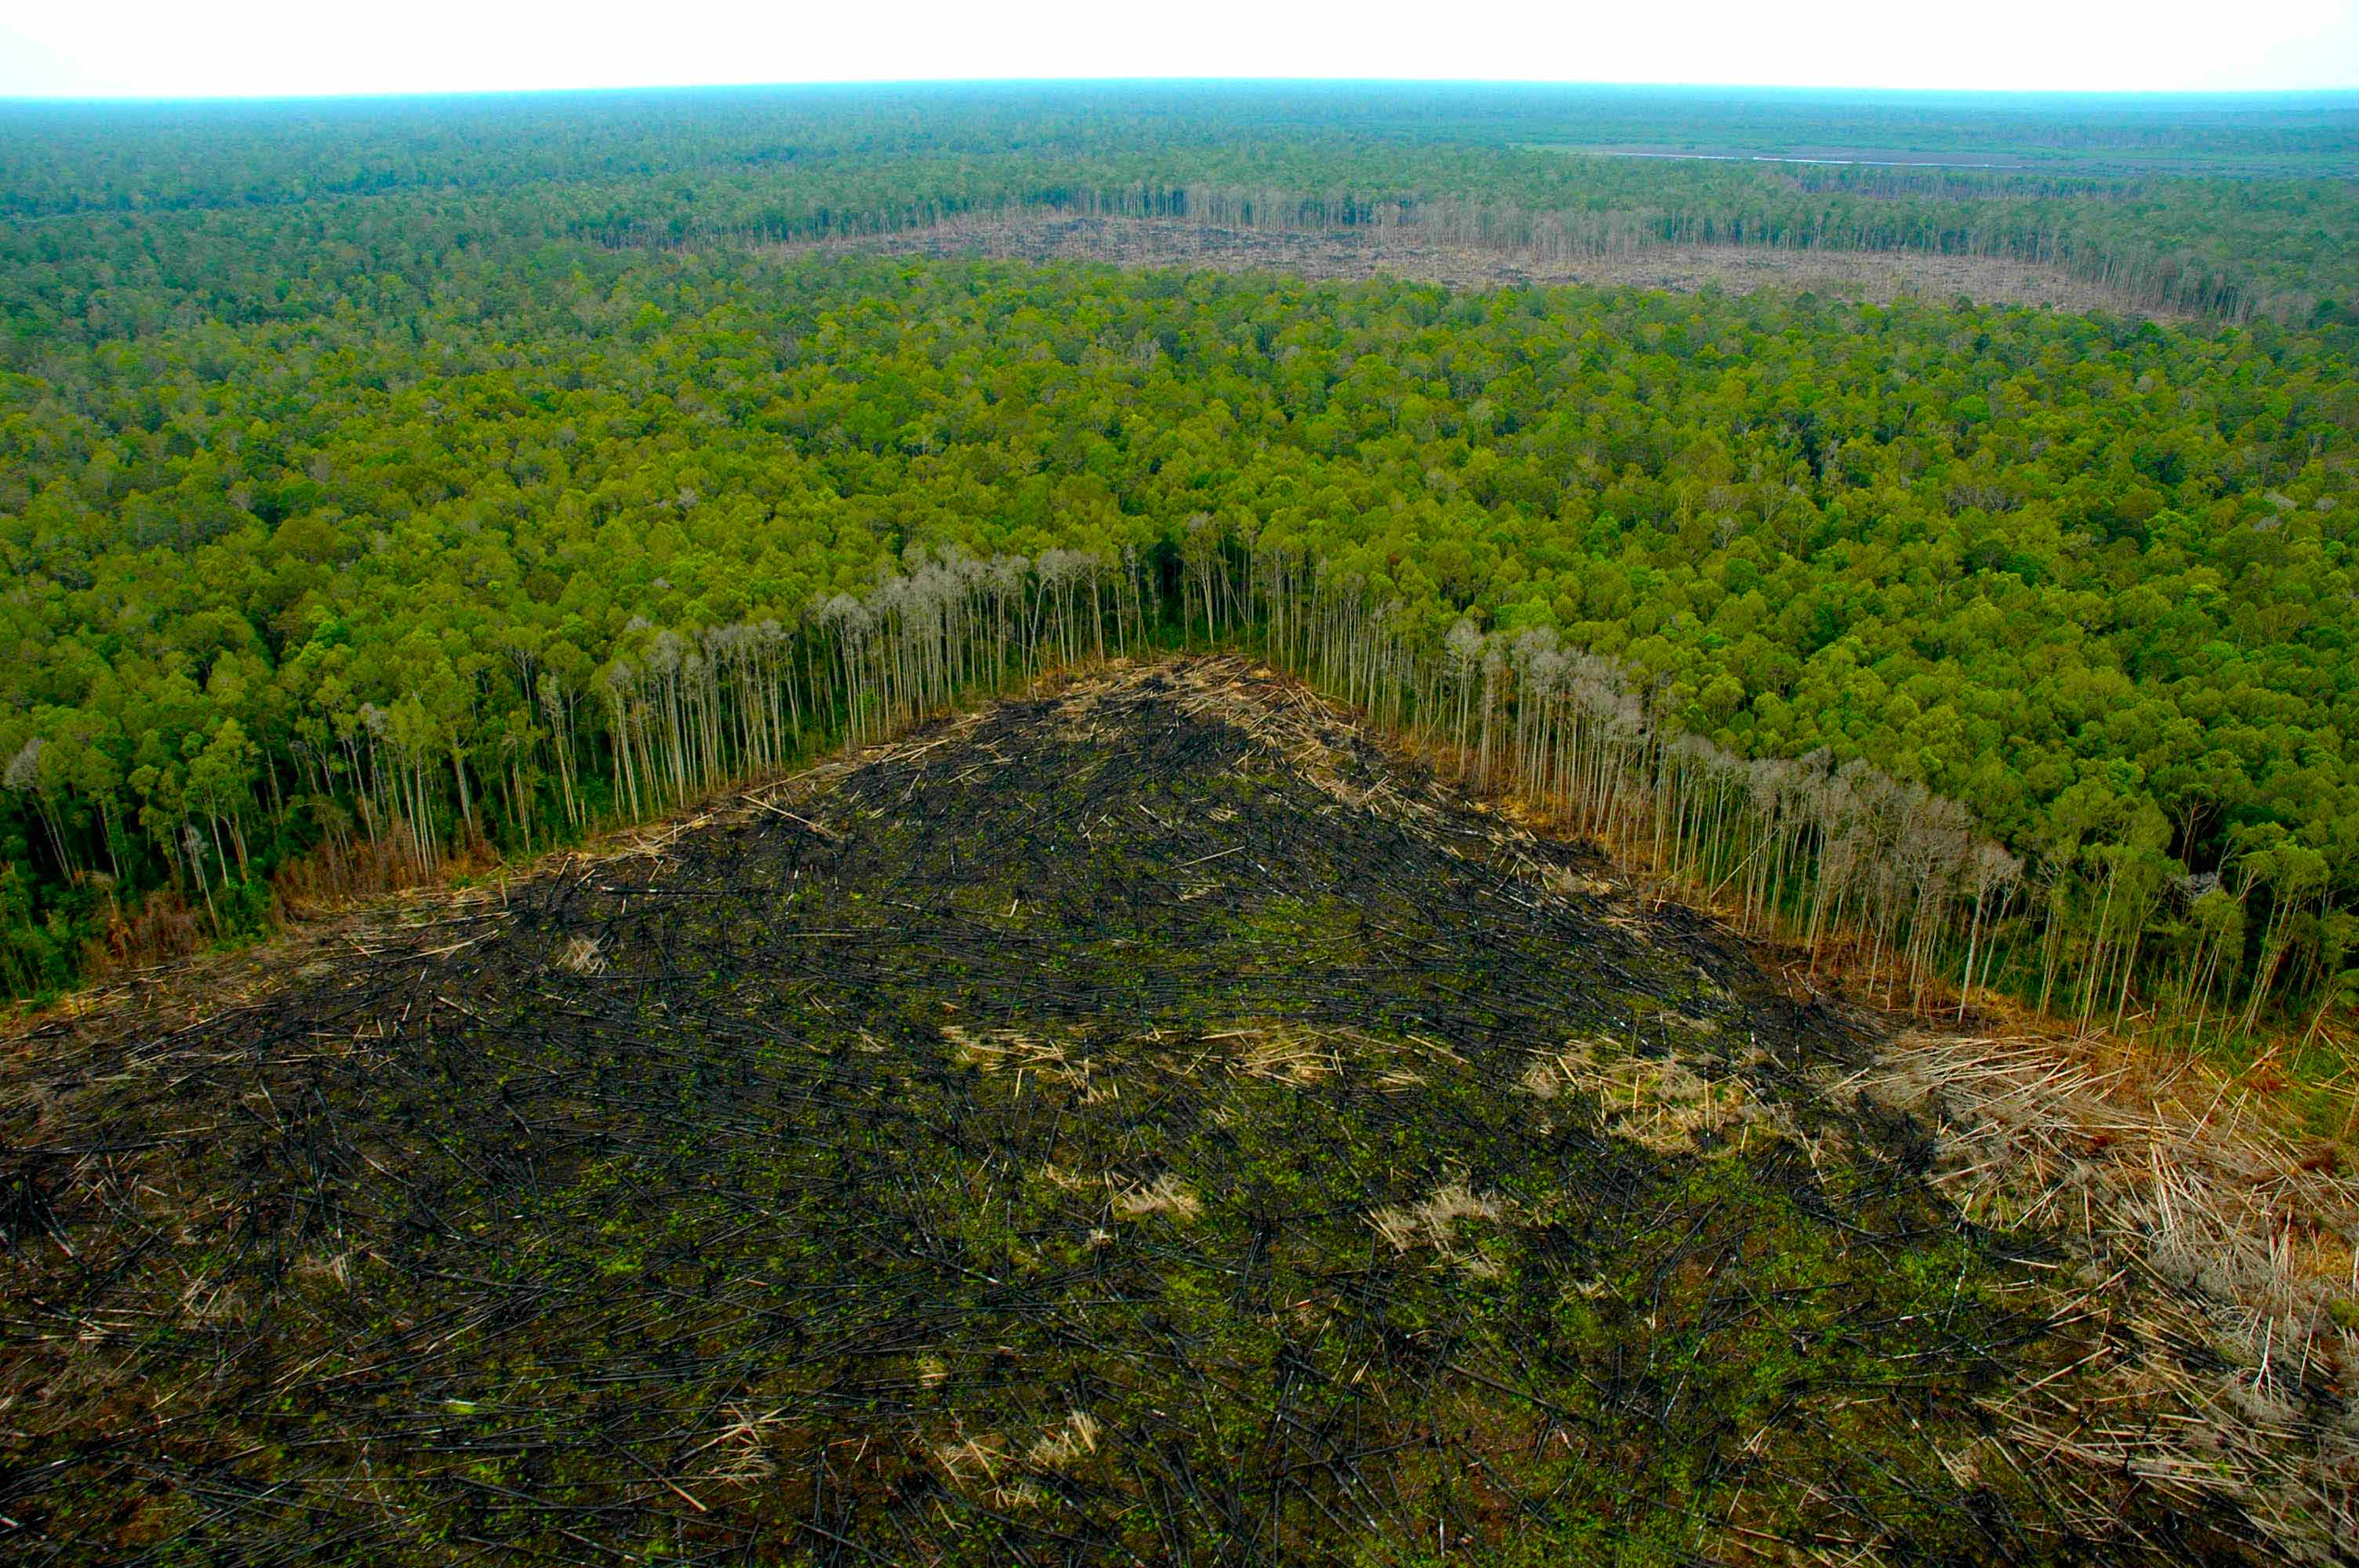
[3,84,2357,1051]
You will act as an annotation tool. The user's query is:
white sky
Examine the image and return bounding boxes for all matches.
[2,0,2357,98]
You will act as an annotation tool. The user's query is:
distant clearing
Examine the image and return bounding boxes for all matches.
[765,212,2176,318]
[1544,143,2037,169]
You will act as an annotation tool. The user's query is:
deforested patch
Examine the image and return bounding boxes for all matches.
[760,211,2181,321]
[0,655,2332,1567]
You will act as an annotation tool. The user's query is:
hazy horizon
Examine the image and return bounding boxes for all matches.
[6,0,2359,100]
[8,78,2359,110]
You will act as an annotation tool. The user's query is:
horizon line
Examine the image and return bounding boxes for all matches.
[7,75,2359,109]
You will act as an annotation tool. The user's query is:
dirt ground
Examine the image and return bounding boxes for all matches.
[767,212,2170,318]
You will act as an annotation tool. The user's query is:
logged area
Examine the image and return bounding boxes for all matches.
[772,212,2156,317]
[3,661,2350,1565]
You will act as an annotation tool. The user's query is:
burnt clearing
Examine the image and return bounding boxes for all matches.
[0,659,2333,1565]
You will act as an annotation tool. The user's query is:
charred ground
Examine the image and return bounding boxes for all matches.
[0,660,2317,1564]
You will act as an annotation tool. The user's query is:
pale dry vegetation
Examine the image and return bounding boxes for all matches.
[1847,1025,2359,1558]
[770,211,2172,318]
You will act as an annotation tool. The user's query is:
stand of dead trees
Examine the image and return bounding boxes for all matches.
[9,533,2347,1050]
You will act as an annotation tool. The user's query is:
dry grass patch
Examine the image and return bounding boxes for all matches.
[689,1403,787,1486]
[1519,1036,1772,1155]
[555,935,605,975]
[930,1411,1107,1510]
[1369,1178,1502,1256]
[1110,1172,1202,1223]
[1026,1410,1104,1471]
[943,1023,1110,1099]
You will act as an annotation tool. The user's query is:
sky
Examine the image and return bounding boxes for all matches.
[3,0,2358,99]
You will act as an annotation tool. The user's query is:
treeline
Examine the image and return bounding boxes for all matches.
[253,547,1143,883]
[2,234,2356,1036]
[1241,562,2343,1042]
[736,177,2270,321]
[580,154,2356,325]
[14,517,2339,1055]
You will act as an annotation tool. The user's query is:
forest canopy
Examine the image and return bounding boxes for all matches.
[2,83,2357,1044]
